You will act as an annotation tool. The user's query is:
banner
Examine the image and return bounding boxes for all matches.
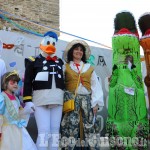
[0,30,148,140]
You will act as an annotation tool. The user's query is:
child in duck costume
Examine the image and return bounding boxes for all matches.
[106,11,149,149]
[23,31,64,150]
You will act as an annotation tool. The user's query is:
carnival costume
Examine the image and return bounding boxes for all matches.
[106,11,149,149]
[23,31,64,150]
[138,13,150,118]
[61,40,104,150]
[0,91,37,150]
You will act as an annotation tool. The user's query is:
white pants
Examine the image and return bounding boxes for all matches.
[35,105,62,150]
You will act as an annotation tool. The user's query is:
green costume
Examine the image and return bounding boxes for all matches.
[107,11,149,150]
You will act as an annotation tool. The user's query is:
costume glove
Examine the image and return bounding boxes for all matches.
[24,102,35,114]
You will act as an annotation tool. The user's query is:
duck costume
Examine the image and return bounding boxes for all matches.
[106,11,149,149]
[23,31,64,150]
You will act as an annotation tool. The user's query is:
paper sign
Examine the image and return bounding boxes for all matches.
[124,87,134,95]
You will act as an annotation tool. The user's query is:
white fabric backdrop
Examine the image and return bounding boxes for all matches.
[0,30,148,137]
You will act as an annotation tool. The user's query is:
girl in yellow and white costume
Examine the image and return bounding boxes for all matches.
[0,71,37,150]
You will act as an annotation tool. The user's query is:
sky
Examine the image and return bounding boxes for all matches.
[59,0,150,53]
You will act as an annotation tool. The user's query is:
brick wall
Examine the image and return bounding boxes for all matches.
[0,0,59,35]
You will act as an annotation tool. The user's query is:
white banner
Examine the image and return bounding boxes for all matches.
[0,30,148,138]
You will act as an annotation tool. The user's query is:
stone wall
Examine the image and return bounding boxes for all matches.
[0,0,59,35]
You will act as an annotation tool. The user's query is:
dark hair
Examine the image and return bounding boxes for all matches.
[1,72,20,91]
[67,43,87,63]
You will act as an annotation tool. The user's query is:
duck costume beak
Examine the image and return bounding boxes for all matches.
[40,31,58,55]
[40,44,56,55]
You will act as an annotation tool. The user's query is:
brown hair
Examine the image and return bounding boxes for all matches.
[67,43,87,63]
[1,71,20,91]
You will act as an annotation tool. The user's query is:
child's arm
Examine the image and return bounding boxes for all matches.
[19,105,31,126]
